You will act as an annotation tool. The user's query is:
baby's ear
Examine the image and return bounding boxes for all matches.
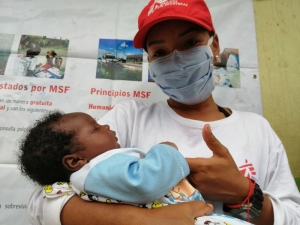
[62,153,87,172]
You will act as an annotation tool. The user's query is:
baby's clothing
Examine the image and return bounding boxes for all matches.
[44,144,204,208]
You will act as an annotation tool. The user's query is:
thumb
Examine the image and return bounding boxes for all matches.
[202,124,228,157]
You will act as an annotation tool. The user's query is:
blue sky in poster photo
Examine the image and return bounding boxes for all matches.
[98,39,143,59]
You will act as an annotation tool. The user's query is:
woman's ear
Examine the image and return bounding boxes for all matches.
[211,33,220,63]
[62,153,87,172]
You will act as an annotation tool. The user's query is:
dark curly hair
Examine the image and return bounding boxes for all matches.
[18,111,84,185]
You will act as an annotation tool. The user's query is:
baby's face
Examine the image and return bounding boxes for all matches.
[60,112,120,161]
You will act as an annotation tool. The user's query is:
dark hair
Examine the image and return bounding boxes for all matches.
[18,111,84,185]
[26,49,40,58]
[48,50,57,57]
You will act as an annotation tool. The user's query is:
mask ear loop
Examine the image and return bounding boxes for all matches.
[207,36,213,46]
[207,36,214,62]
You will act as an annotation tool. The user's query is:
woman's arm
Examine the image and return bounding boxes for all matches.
[61,195,213,225]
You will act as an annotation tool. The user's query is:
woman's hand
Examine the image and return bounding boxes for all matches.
[146,200,214,225]
[186,124,249,204]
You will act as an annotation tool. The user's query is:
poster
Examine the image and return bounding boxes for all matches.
[0,0,261,224]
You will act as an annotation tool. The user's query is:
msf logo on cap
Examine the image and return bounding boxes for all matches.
[148,0,188,16]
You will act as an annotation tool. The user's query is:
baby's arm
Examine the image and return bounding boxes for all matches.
[74,144,189,204]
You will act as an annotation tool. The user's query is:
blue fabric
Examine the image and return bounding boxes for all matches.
[149,46,214,105]
[84,144,189,204]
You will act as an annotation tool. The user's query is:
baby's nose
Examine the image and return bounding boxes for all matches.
[102,124,110,130]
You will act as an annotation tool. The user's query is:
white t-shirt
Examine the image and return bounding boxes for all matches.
[27,57,37,71]
[28,99,300,225]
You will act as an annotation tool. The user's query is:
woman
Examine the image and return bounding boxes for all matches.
[28,0,300,225]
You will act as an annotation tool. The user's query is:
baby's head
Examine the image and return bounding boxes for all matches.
[19,111,120,185]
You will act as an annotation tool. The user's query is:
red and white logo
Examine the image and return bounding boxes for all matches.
[239,159,256,179]
[148,0,188,16]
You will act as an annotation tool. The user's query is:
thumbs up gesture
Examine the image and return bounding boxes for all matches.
[186,124,249,204]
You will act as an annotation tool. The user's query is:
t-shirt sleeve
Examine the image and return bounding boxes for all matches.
[27,186,75,225]
[263,142,300,224]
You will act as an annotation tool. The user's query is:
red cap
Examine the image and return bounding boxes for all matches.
[133,0,215,48]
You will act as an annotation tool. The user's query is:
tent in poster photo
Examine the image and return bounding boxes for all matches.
[96,38,143,81]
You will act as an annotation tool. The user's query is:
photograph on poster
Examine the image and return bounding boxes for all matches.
[213,48,240,88]
[96,39,143,81]
[12,35,69,79]
[0,34,14,75]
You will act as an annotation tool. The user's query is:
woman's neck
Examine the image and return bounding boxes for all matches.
[167,95,231,122]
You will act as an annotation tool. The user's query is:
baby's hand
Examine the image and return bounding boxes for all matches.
[160,141,178,150]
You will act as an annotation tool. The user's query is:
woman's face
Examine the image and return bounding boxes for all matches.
[146,20,212,63]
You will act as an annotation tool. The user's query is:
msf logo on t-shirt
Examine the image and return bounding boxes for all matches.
[239,159,257,179]
[148,0,188,16]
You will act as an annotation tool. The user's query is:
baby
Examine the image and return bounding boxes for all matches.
[19,111,204,208]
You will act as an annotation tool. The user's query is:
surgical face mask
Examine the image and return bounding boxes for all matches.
[149,43,214,105]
